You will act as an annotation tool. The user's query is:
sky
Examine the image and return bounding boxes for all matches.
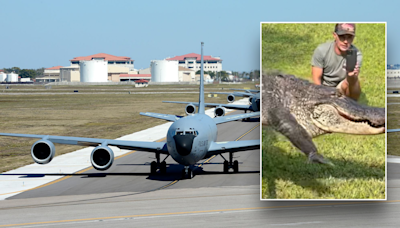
[0,0,398,72]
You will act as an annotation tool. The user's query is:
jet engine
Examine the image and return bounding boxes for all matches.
[214,106,226,117]
[90,145,114,171]
[31,139,56,164]
[249,96,253,104]
[227,94,235,103]
[185,104,196,115]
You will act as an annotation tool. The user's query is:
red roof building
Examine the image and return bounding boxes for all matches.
[70,53,134,65]
[120,74,151,82]
[45,66,64,70]
[166,53,222,73]
[166,53,221,61]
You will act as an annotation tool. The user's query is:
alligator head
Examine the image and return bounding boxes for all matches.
[262,74,385,164]
[311,95,385,136]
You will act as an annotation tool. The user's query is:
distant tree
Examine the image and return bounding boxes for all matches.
[196,70,216,79]
[253,70,260,79]
[19,69,36,79]
[35,67,45,78]
[219,71,229,81]
[208,71,215,78]
[4,67,21,74]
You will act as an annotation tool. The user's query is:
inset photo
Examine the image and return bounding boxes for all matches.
[261,22,386,200]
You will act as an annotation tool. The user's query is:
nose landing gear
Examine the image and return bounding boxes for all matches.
[182,166,193,179]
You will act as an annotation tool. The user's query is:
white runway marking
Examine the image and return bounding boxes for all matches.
[0,98,251,200]
[388,156,400,164]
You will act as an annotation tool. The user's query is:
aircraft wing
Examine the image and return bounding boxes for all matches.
[230,89,260,93]
[140,112,183,122]
[163,101,251,111]
[209,92,254,97]
[0,133,168,153]
[387,129,400,133]
[206,140,260,156]
[213,112,260,124]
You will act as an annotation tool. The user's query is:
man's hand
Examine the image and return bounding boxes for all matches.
[346,62,360,85]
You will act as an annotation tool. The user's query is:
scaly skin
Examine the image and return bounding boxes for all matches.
[262,74,385,165]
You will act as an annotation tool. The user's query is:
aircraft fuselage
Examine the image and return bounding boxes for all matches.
[166,114,217,165]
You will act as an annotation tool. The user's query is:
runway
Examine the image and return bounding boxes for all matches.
[0,111,264,227]
[1,115,399,227]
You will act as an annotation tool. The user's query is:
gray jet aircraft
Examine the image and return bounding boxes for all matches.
[162,92,260,117]
[211,88,259,104]
[0,42,260,179]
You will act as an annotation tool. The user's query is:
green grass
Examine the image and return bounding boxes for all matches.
[261,23,386,199]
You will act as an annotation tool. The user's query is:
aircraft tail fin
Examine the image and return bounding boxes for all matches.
[198,42,205,114]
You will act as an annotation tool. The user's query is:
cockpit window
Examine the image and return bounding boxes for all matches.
[175,130,198,136]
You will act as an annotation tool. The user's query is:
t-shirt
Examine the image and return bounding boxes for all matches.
[311,41,362,87]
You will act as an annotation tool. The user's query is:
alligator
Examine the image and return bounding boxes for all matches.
[262,74,385,165]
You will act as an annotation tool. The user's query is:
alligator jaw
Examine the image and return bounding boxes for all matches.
[311,104,385,135]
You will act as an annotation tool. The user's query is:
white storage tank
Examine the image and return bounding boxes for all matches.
[6,72,18,82]
[150,60,179,82]
[79,59,108,82]
[0,72,7,82]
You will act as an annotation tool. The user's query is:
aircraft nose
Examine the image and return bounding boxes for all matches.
[173,134,196,156]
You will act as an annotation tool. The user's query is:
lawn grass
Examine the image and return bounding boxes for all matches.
[0,83,256,173]
[261,23,386,199]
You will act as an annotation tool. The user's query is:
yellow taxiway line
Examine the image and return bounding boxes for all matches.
[1,200,399,227]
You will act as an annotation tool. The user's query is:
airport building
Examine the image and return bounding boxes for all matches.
[36,66,63,83]
[32,52,220,84]
[37,53,138,83]
[179,66,196,82]
[166,53,222,73]
[120,74,151,82]
[388,64,400,79]
[70,53,136,82]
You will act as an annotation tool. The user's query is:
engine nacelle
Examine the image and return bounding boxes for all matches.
[249,96,253,104]
[90,145,114,171]
[214,106,226,117]
[185,104,196,115]
[31,139,56,164]
[227,94,235,103]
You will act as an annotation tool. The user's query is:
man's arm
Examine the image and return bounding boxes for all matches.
[312,66,323,85]
[311,45,324,85]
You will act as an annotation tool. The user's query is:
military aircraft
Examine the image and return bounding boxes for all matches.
[0,42,260,179]
[387,129,400,133]
[211,88,259,104]
[163,92,260,117]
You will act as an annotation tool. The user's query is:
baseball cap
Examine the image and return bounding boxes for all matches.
[334,23,356,36]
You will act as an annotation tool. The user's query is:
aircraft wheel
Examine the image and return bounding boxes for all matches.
[233,160,239,173]
[187,168,193,179]
[160,161,167,174]
[150,161,157,174]
[223,161,229,173]
[182,168,193,179]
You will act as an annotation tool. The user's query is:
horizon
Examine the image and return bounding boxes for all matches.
[1,0,398,72]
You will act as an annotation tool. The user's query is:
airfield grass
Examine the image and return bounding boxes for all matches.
[261,23,386,199]
[388,97,400,156]
[0,83,256,173]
